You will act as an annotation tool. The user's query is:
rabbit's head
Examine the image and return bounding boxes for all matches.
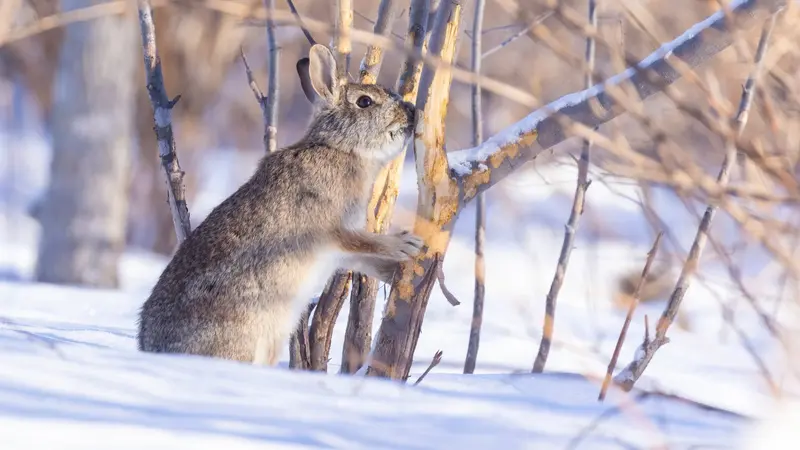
[298,45,417,164]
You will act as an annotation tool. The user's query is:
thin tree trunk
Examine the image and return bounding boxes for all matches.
[367,0,464,380]
[310,272,352,371]
[531,0,597,374]
[35,0,137,288]
[302,0,355,373]
[340,0,402,375]
[463,0,486,375]
[137,0,191,244]
[264,0,279,153]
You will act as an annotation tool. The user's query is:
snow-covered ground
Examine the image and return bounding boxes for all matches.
[2,130,799,448]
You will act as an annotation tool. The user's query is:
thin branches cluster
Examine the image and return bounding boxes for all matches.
[15,0,794,397]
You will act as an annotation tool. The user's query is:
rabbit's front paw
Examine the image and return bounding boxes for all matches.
[383,231,424,261]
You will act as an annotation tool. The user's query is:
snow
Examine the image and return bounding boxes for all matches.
[447,0,751,176]
[0,281,751,449]
[2,145,798,447]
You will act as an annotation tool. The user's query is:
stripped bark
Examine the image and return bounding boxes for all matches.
[137,0,191,243]
[366,0,785,380]
[333,0,353,77]
[358,0,399,84]
[339,0,430,374]
[463,0,486,376]
[612,12,780,392]
[531,0,598,374]
[367,0,463,380]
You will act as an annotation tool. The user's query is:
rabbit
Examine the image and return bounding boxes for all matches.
[137,44,422,366]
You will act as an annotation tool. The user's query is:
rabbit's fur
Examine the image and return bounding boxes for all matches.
[137,45,421,365]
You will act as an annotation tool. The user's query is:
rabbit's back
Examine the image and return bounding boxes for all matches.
[137,145,370,362]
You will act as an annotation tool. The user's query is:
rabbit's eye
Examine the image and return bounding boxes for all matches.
[356,95,374,108]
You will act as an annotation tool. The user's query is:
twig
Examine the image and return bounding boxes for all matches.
[435,254,461,306]
[264,0,279,153]
[358,0,399,84]
[612,13,780,392]
[136,0,191,243]
[531,0,597,374]
[239,48,269,149]
[285,0,316,45]
[353,9,406,41]
[464,0,486,376]
[413,350,443,386]
[481,11,553,60]
[599,232,663,401]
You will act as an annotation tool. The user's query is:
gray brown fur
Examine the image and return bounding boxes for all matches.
[137,45,420,365]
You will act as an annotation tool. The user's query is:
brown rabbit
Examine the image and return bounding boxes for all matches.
[137,44,421,365]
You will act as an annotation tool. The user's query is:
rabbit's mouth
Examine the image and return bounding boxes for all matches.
[388,121,414,141]
[388,125,411,141]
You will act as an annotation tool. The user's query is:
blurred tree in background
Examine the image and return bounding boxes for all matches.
[34,0,137,287]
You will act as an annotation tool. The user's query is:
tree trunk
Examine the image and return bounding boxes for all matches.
[35,1,137,288]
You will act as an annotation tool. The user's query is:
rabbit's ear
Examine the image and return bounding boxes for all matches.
[307,44,339,104]
[296,57,316,103]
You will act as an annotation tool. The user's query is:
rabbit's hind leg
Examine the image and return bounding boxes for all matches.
[178,319,261,363]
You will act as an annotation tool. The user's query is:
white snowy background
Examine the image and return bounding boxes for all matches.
[2,116,800,449]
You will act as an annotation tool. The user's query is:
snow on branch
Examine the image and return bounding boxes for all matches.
[447,0,786,203]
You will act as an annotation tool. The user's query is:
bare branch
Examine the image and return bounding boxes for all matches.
[447,0,786,202]
[413,350,443,386]
[435,254,461,306]
[481,11,553,60]
[464,0,486,375]
[265,0,279,153]
[359,0,400,84]
[531,0,598,374]
[599,232,663,401]
[239,48,269,150]
[136,0,191,243]
[613,12,780,392]
[285,0,316,45]
[0,0,159,48]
